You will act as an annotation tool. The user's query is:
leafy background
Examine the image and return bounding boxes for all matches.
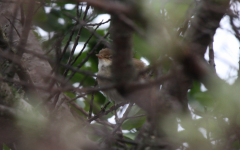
[15,0,240,149]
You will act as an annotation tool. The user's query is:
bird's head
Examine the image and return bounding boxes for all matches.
[96,48,146,76]
[96,48,113,70]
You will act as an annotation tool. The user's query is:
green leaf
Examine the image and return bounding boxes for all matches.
[3,144,10,150]
[64,92,76,98]
[188,81,201,96]
[92,92,106,105]
[178,127,209,143]
[133,34,155,62]
[128,105,143,117]
[124,132,138,140]
[69,103,87,118]
[33,7,47,22]
[232,140,240,149]
[188,81,214,111]
[165,2,190,25]
[122,116,146,130]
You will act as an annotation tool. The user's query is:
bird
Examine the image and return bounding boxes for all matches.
[96,48,146,103]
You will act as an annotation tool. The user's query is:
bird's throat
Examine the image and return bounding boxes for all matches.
[98,59,112,77]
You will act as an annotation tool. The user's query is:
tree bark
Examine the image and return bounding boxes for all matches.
[0,1,77,149]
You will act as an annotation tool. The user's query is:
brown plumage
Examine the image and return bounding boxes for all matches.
[96,48,146,103]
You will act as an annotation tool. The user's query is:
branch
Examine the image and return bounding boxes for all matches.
[63,19,103,77]
[76,0,131,15]
[126,114,145,120]
[208,41,216,72]
[0,105,23,118]
[0,0,40,4]
[111,103,133,135]
[63,5,91,77]
[89,80,98,118]
[110,1,135,95]
[88,102,127,123]
[2,15,21,37]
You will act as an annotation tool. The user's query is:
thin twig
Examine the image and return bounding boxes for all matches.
[16,0,35,57]
[0,0,41,4]
[208,40,216,72]
[63,5,90,77]
[67,93,88,103]
[8,0,20,48]
[88,101,128,123]
[63,19,103,78]
[0,104,20,117]
[75,0,131,15]
[116,138,138,146]
[2,15,21,38]
[58,8,80,61]
[112,102,133,135]
[88,101,111,123]
[63,12,111,47]
[86,19,111,26]
[69,20,104,66]
[126,114,146,119]
[66,31,110,81]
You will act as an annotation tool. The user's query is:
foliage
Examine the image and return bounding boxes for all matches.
[1,0,240,150]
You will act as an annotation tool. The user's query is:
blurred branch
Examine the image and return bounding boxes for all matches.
[129,72,173,91]
[111,2,135,95]
[88,102,127,123]
[20,2,25,25]
[2,15,21,37]
[63,12,111,47]
[65,95,89,116]
[0,104,19,118]
[185,1,230,57]
[65,95,115,128]
[118,14,145,38]
[76,0,131,15]
[89,80,98,118]
[178,2,195,36]
[126,114,145,119]
[5,0,35,90]
[229,9,240,83]
[66,93,88,103]
[0,43,173,98]
[208,41,216,72]
[15,0,35,57]
[77,0,144,37]
[116,138,138,146]
[161,0,231,113]
[182,0,230,83]
[4,47,111,81]
[0,0,41,4]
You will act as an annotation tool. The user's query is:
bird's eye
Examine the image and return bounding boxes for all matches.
[109,56,112,59]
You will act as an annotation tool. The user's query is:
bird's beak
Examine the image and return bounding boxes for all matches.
[96,54,103,59]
